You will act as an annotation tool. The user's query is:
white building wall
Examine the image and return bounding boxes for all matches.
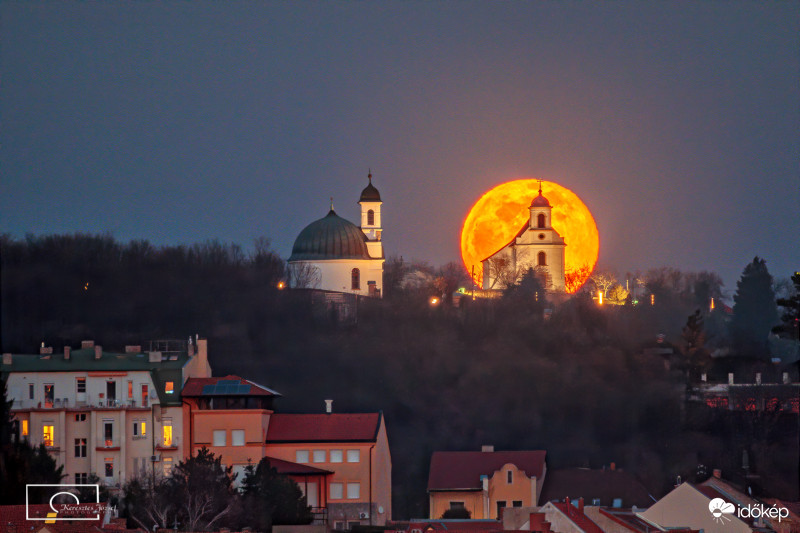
[290,259,384,296]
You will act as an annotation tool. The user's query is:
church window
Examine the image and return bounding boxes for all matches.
[351,268,361,290]
[537,213,546,228]
[538,252,547,266]
[367,209,375,226]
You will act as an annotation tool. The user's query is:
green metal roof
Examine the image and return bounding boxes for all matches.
[1,348,190,406]
[289,209,371,261]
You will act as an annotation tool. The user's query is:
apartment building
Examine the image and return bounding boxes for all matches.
[2,338,211,490]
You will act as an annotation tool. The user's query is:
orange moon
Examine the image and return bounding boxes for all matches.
[460,179,599,292]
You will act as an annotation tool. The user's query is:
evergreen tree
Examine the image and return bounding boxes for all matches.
[240,458,313,531]
[773,271,800,341]
[730,257,778,357]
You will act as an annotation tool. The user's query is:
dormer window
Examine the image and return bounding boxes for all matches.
[537,213,546,228]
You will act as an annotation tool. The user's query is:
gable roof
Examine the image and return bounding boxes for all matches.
[540,468,654,507]
[182,375,281,397]
[550,502,604,533]
[266,412,382,443]
[428,450,546,490]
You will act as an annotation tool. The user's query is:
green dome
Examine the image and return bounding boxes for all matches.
[289,210,371,261]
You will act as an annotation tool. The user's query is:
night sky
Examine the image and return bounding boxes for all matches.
[3,2,798,295]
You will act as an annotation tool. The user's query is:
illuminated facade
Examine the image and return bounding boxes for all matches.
[481,184,566,292]
[2,339,211,491]
[288,172,384,297]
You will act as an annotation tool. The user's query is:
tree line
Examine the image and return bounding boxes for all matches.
[1,234,798,518]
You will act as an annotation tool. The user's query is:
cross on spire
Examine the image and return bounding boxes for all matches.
[538,179,543,195]
[330,197,334,211]
[368,169,372,183]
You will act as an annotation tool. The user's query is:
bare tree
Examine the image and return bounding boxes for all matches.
[589,270,618,296]
[288,263,321,289]
[485,250,529,289]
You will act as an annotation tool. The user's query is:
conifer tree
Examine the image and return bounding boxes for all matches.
[730,257,778,357]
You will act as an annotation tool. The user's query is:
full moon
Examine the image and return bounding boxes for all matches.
[460,179,599,292]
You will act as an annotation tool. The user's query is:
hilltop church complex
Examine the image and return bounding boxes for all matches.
[288,172,385,297]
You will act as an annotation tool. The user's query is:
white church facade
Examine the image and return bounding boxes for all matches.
[481,183,566,292]
[287,173,384,297]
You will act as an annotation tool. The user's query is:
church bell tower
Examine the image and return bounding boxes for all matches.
[358,171,383,259]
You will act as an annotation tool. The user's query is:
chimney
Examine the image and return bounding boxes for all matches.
[578,497,584,512]
[728,372,734,385]
[325,399,333,413]
[610,462,616,471]
[39,344,53,355]
[148,351,162,363]
[481,445,494,452]
[565,496,571,509]
[64,346,71,360]
[94,346,102,360]
[81,340,94,349]
[713,469,722,479]
[2,353,11,365]
[197,338,210,376]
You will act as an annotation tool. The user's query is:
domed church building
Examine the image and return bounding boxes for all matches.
[288,173,384,297]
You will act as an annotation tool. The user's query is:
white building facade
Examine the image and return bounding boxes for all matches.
[482,184,566,292]
[288,173,384,297]
[2,338,211,491]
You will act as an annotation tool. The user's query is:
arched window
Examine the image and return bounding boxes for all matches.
[537,213,546,228]
[367,209,375,226]
[351,268,361,290]
[538,252,547,266]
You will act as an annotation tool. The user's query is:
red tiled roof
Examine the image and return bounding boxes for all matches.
[428,450,546,490]
[598,508,658,533]
[540,468,654,507]
[263,456,333,475]
[552,502,604,533]
[0,503,113,532]
[266,412,382,442]
[182,375,280,397]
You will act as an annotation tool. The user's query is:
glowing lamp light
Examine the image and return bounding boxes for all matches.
[710,297,715,311]
[429,297,440,305]
[277,281,286,290]
[597,291,603,305]
[651,294,655,306]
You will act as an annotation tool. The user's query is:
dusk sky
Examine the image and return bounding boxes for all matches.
[3,2,798,296]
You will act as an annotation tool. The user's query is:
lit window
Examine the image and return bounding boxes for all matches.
[165,382,174,394]
[76,378,86,394]
[127,381,133,399]
[346,449,360,463]
[104,458,113,478]
[43,425,54,447]
[133,421,146,437]
[213,430,226,446]
[313,450,326,463]
[329,482,343,499]
[296,450,309,463]
[347,482,360,499]
[163,420,173,447]
[44,384,54,408]
[232,430,245,446]
[163,457,173,477]
[74,438,87,457]
[351,268,360,290]
[21,419,28,437]
[330,449,343,463]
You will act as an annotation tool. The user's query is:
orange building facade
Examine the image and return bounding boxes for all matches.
[427,447,546,520]
[182,376,392,528]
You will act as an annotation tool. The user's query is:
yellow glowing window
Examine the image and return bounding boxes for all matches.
[22,419,29,436]
[163,424,173,447]
[165,382,174,394]
[43,425,54,447]
[140,422,146,436]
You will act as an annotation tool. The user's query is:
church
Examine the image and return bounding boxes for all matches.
[288,172,384,297]
[481,183,566,292]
